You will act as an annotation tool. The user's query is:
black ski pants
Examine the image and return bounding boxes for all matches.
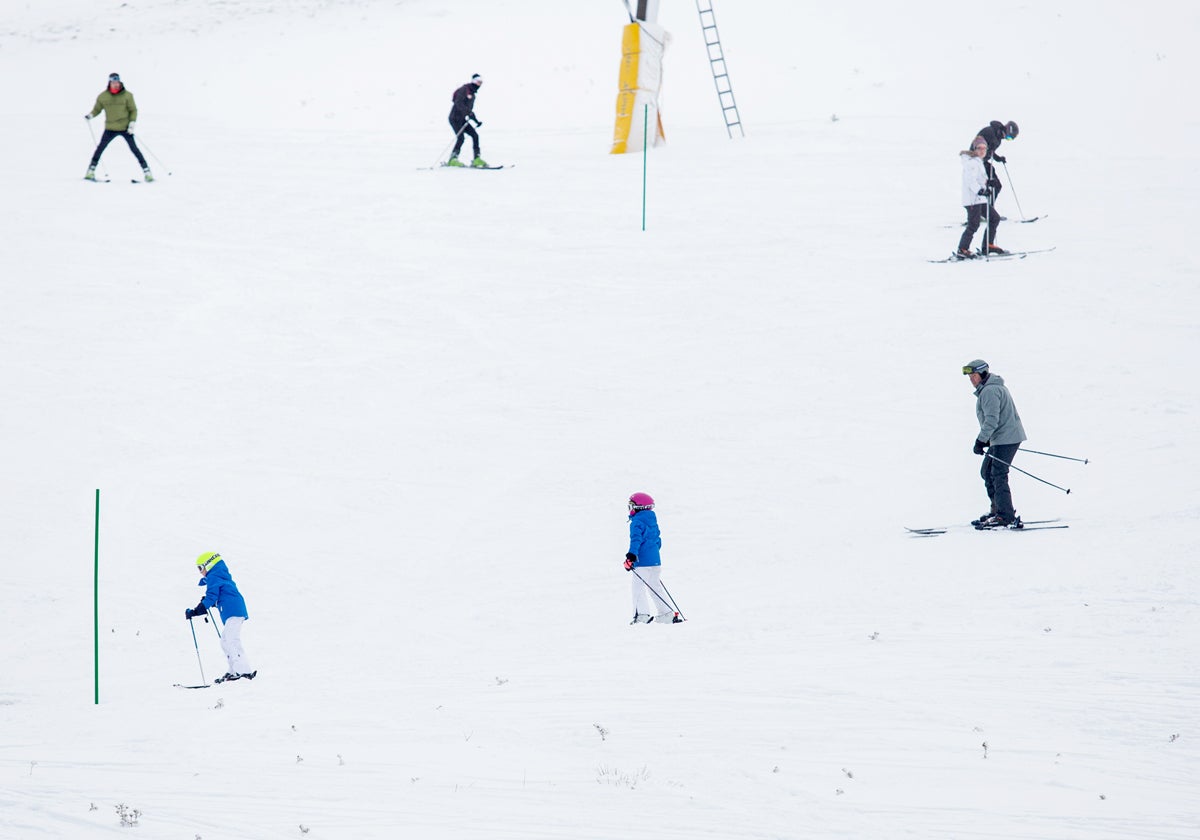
[981,442,1020,521]
[449,116,480,159]
[959,202,1000,252]
[90,129,148,169]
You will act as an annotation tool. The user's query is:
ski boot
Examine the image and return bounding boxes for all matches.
[446,154,465,167]
[630,613,653,625]
[84,167,97,181]
[471,156,489,168]
[142,167,154,183]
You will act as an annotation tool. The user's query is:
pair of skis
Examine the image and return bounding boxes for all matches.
[417,162,511,171]
[943,215,1046,228]
[929,246,1057,264]
[174,673,254,689]
[906,518,1068,537]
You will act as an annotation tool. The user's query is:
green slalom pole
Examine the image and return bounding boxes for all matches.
[94,489,100,704]
[641,103,648,231]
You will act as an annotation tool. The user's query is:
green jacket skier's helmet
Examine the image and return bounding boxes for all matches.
[196,552,221,573]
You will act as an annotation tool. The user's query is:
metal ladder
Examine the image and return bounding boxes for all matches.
[695,0,744,137]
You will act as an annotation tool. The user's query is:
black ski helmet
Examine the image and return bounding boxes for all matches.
[1005,121,1019,140]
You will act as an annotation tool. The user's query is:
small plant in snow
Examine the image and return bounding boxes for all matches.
[982,741,989,759]
[299,826,310,834]
[868,631,879,640]
[29,761,36,776]
[841,767,854,779]
[593,724,609,741]
[495,676,508,685]
[1169,733,1180,742]
[213,698,224,710]
[596,764,649,789]
[338,753,345,765]
[115,803,141,827]
[296,755,304,763]
[89,803,98,811]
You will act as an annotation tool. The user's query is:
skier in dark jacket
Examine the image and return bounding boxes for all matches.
[447,74,487,167]
[84,73,153,182]
[974,120,1018,198]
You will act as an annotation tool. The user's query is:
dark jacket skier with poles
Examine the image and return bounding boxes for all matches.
[447,74,488,168]
[84,73,154,182]
[975,119,1018,198]
[963,360,1027,529]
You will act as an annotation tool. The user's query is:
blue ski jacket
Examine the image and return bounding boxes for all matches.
[627,510,662,567]
[198,560,249,620]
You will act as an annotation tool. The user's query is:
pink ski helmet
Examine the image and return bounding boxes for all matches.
[628,492,655,517]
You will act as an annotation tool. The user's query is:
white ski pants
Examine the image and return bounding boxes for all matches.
[221,616,254,675]
[630,565,672,617]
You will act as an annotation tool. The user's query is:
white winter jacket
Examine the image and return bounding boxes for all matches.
[960,153,989,207]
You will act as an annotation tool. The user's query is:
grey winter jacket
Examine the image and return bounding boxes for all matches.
[974,373,1027,446]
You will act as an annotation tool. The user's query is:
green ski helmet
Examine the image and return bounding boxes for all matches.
[196,552,221,573]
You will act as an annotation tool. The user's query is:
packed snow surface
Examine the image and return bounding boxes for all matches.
[2,1,1197,837]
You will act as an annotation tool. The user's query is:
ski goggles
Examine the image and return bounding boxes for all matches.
[962,364,988,375]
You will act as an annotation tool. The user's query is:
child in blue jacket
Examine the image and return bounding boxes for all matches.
[185,552,256,682]
[624,493,680,624]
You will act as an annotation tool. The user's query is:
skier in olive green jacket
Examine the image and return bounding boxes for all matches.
[84,73,153,182]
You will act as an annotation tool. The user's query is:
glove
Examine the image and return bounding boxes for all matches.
[127,121,136,134]
[977,188,988,196]
[987,178,1001,191]
[992,154,1006,164]
[185,600,206,619]
[973,439,988,455]
[473,119,483,128]
[84,113,93,120]
[623,553,636,571]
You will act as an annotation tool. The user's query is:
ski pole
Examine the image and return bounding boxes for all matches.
[189,618,207,685]
[204,607,222,639]
[984,186,994,260]
[431,121,471,168]
[1019,447,1089,465]
[631,569,675,613]
[134,136,172,176]
[659,578,686,622]
[85,119,109,181]
[1000,161,1027,221]
[985,451,1071,494]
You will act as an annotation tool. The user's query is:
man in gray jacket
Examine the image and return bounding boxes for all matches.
[963,359,1027,529]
